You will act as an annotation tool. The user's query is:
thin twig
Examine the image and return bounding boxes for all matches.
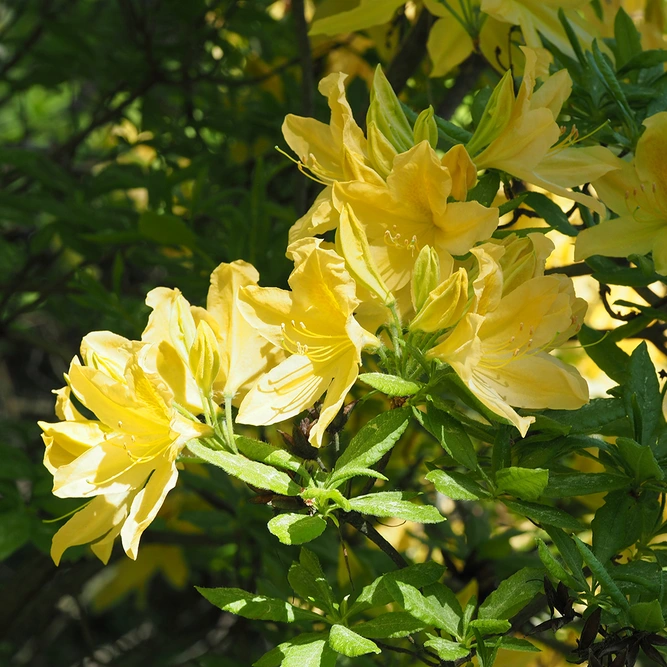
[344,511,408,569]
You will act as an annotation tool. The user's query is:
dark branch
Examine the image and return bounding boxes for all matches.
[344,511,408,569]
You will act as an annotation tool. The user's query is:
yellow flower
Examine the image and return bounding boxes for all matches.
[282,72,383,243]
[469,48,617,213]
[332,141,498,300]
[236,238,378,447]
[309,0,406,36]
[204,260,285,405]
[576,112,667,274]
[427,245,588,435]
[38,334,211,564]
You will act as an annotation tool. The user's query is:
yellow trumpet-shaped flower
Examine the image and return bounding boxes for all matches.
[236,238,378,447]
[427,248,588,435]
[470,48,617,213]
[283,72,383,242]
[38,335,211,564]
[576,112,667,275]
[333,141,498,297]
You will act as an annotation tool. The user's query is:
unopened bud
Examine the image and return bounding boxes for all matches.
[367,65,413,155]
[410,268,468,332]
[413,106,438,149]
[440,144,477,201]
[189,320,221,394]
[367,120,397,178]
[411,245,440,313]
[466,70,515,156]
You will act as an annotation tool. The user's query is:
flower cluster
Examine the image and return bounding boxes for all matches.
[40,63,595,564]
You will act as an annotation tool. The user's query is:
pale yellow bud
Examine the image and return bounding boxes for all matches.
[494,232,554,295]
[413,106,438,149]
[411,245,440,313]
[409,268,468,333]
[335,204,394,306]
[189,320,221,395]
[466,70,515,156]
[367,65,413,154]
[367,120,397,179]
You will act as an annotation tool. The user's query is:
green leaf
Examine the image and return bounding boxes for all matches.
[496,467,549,501]
[196,587,322,623]
[478,568,543,620]
[288,550,335,612]
[300,549,335,608]
[498,193,528,217]
[558,7,586,64]
[426,469,490,500]
[543,526,586,584]
[523,191,579,236]
[328,625,380,656]
[386,580,454,631]
[423,404,478,470]
[468,171,500,208]
[301,488,351,512]
[574,537,630,612]
[0,512,31,560]
[236,437,307,476]
[0,444,33,480]
[353,612,426,639]
[349,561,445,615]
[618,49,667,75]
[589,40,636,126]
[537,538,582,591]
[493,637,541,652]
[592,490,642,563]
[329,408,410,488]
[578,324,630,384]
[616,437,663,482]
[422,582,464,638]
[424,636,470,660]
[504,499,581,530]
[348,492,445,523]
[624,342,662,447]
[537,398,628,435]
[614,7,643,69]
[358,373,420,396]
[629,600,665,632]
[282,635,338,667]
[268,514,327,545]
[138,211,197,247]
[327,467,388,487]
[543,472,629,497]
[187,440,300,496]
[469,619,511,635]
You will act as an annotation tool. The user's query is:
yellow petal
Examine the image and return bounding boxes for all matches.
[427,17,474,77]
[440,144,477,202]
[236,354,330,427]
[434,201,499,255]
[535,146,620,189]
[288,186,336,244]
[121,461,179,559]
[80,331,140,382]
[309,0,406,36]
[652,227,667,275]
[39,420,104,474]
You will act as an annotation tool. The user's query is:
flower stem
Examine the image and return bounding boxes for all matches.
[224,396,237,453]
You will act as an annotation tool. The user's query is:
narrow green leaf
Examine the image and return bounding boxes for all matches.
[187,440,301,496]
[330,408,410,487]
[504,499,580,530]
[624,342,662,447]
[196,587,322,623]
[358,373,421,396]
[348,492,445,524]
[328,625,380,656]
[138,211,197,247]
[353,612,425,639]
[236,436,307,475]
[469,618,511,635]
[589,40,636,126]
[543,472,629,497]
[543,526,586,585]
[478,568,543,620]
[523,191,579,236]
[537,538,582,590]
[537,398,627,435]
[574,537,630,612]
[496,467,549,501]
[468,171,500,208]
[426,469,489,501]
[423,404,478,470]
[618,49,667,75]
[268,514,327,545]
[614,7,643,68]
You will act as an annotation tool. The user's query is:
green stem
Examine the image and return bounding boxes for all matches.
[224,395,237,453]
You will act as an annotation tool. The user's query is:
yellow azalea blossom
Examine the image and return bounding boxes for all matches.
[282,72,383,242]
[309,0,406,36]
[332,141,498,300]
[427,244,588,435]
[236,238,378,447]
[470,48,617,213]
[576,112,667,274]
[38,335,211,564]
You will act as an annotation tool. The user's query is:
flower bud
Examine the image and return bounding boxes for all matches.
[367,65,413,155]
[413,106,438,149]
[189,319,221,395]
[367,120,397,178]
[409,268,468,333]
[336,203,394,306]
[411,245,440,313]
[495,232,554,295]
[466,70,515,156]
